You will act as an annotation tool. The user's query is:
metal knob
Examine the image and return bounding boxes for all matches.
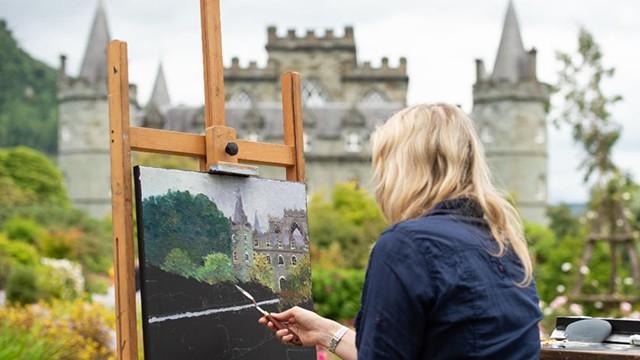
[225,142,239,156]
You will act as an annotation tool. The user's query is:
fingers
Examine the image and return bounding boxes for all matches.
[270,306,301,320]
[275,328,294,344]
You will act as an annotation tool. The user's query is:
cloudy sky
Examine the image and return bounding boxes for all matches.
[1,0,638,203]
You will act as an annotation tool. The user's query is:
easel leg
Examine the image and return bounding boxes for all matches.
[108,40,138,360]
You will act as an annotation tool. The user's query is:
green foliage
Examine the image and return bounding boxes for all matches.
[0,235,39,266]
[0,21,58,154]
[546,204,583,239]
[195,253,233,284]
[142,190,232,267]
[555,27,623,181]
[4,217,44,244]
[6,265,39,304]
[0,147,68,207]
[250,253,276,291]
[282,255,312,305]
[312,268,365,322]
[162,248,198,278]
[308,182,386,268]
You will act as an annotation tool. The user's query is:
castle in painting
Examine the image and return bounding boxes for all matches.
[229,191,308,290]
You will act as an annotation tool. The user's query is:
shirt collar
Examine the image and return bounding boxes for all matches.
[426,197,485,219]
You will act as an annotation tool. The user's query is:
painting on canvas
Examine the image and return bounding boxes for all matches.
[134,166,316,359]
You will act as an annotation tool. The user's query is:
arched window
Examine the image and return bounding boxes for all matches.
[228,90,252,108]
[266,255,271,264]
[359,90,388,106]
[291,227,303,249]
[266,240,271,247]
[301,79,328,107]
[480,126,494,144]
[254,237,259,247]
[534,126,546,144]
[536,174,547,201]
[303,132,311,152]
[231,233,236,242]
[233,250,237,261]
[278,276,286,291]
[277,255,285,266]
[345,132,362,153]
[291,255,298,266]
[244,252,250,262]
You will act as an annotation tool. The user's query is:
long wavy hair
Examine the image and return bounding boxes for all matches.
[371,103,532,285]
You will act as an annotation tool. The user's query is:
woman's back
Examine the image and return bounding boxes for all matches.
[355,198,541,359]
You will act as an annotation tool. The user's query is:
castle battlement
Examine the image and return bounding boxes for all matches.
[224,57,279,81]
[266,26,356,51]
[473,80,550,104]
[341,57,408,81]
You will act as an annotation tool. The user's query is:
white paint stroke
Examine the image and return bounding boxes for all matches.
[148,298,280,324]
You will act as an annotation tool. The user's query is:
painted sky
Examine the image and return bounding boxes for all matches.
[1,0,638,203]
[137,166,307,229]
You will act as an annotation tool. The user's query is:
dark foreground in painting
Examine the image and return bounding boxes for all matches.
[142,265,316,359]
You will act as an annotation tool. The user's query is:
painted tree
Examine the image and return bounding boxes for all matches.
[250,253,276,292]
[555,28,639,300]
[162,248,197,279]
[195,253,233,284]
[142,191,231,267]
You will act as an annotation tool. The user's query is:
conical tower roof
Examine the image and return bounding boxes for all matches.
[253,211,262,233]
[232,190,248,225]
[491,0,528,82]
[79,0,111,84]
[148,62,171,111]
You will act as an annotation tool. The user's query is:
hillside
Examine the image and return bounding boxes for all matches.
[0,19,58,154]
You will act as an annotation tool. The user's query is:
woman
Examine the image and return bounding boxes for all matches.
[260,103,541,359]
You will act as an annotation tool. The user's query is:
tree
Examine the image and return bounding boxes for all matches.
[308,182,387,268]
[195,253,233,284]
[142,191,232,267]
[250,253,276,291]
[555,28,639,298]
[162,248,198,279]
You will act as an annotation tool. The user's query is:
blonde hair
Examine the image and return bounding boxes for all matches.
[371,103,532,286]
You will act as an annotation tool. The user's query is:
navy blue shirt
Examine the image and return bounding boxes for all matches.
[355,198,541,359]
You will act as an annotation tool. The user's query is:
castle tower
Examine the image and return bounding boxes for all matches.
[143,63,171,128]
[230,190,253,281]
[58,1,138,218]
[472,0,551,224]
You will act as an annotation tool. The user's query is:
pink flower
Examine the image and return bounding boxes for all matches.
[620,302,632,314]
[550,296,568,310]
[569,303,584,316]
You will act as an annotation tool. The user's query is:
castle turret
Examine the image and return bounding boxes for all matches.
[471,0,551,224]
[143,63,171,128]
[57,0,112,218]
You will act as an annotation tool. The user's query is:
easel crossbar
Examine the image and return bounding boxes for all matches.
[129,127,296,166]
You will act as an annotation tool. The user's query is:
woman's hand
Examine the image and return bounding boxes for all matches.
[258,306,342,347]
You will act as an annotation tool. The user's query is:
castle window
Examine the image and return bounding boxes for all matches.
[536,174,546,201]
[480,127,494,144]
[303,132,311,152]
[228,90,253,108]
[301,79,328,107]
[254,238,259,247]
[266,255,271,264]
[359,90,388,106]
[291,256,298,266]
[247,132,259,142]
[266,240,271,247]
[244,252,250,262]
[278,255,285,266]
[233,251,237,261]
[534,126,546,144]
[345,132,362,153]
[278,276,286,291]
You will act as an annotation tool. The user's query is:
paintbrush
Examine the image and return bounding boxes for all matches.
[234,284,303,346]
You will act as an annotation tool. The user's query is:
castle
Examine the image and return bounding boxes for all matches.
[57,0,549,224]
[229,190,309,290]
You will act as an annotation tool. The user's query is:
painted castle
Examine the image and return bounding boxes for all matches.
[229,190,308,290]
[57,0,549,224]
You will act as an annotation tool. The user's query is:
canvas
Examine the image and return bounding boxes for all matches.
[134,166,316,359]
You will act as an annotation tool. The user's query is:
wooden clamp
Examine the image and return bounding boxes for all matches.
[107,0,306,359]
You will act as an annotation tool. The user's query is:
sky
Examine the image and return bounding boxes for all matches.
[1,0,638,204]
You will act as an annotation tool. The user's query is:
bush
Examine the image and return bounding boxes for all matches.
[3,217,44,244]
[0,300,115,360]
[162,247,197,278]
[5,265,39,304]
[312,268,365,323]
[37,228,81,259]
[195,253,233,284]
[0,235,39,266]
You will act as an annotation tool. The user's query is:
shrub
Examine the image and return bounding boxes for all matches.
[312,268,365,323]
[0,300,115,360]
[162,247,197,278]
[0,235,39,266]
[37,228,81,259]
[6,265,39,304]
[3,217,44,244]
[195,253,233,284]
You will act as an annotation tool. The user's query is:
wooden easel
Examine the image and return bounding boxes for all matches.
[107,1,305,358]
